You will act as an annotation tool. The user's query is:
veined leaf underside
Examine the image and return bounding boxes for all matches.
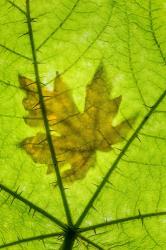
[0,0,165,250]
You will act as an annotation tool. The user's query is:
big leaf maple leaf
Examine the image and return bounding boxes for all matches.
[20,65,132,182]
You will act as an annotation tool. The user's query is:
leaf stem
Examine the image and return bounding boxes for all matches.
[0,44,32,61]
[0,184,66,229]
[60,229,104,250]
[78,211,166,232]
[78,234,104,250]
[25,0,73,226]
[75,89,166,227]
[6,0,26,16]
[36,0,80,51]
[149,0,166,64]
[61,229,76,250]
[0,232,63,249]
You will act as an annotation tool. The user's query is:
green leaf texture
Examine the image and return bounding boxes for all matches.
[0,0,165,249]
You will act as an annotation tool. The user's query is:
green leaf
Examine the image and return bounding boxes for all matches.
[0,0,165,249]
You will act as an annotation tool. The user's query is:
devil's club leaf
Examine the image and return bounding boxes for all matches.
[0,0,166,249]
[20,66,132,182]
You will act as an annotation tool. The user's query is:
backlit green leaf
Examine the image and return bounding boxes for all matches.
[0,0,165,249]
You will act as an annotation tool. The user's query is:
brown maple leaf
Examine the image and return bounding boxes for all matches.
[20,65,132,182]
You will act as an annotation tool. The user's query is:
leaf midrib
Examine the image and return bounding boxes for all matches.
[0,0,166,249]
[25,0,73,226]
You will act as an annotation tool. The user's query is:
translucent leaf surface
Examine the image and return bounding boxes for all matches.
[0,0,165,249]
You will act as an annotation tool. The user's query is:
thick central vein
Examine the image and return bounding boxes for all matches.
[75,89,166,227]
[25,0,72,226]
